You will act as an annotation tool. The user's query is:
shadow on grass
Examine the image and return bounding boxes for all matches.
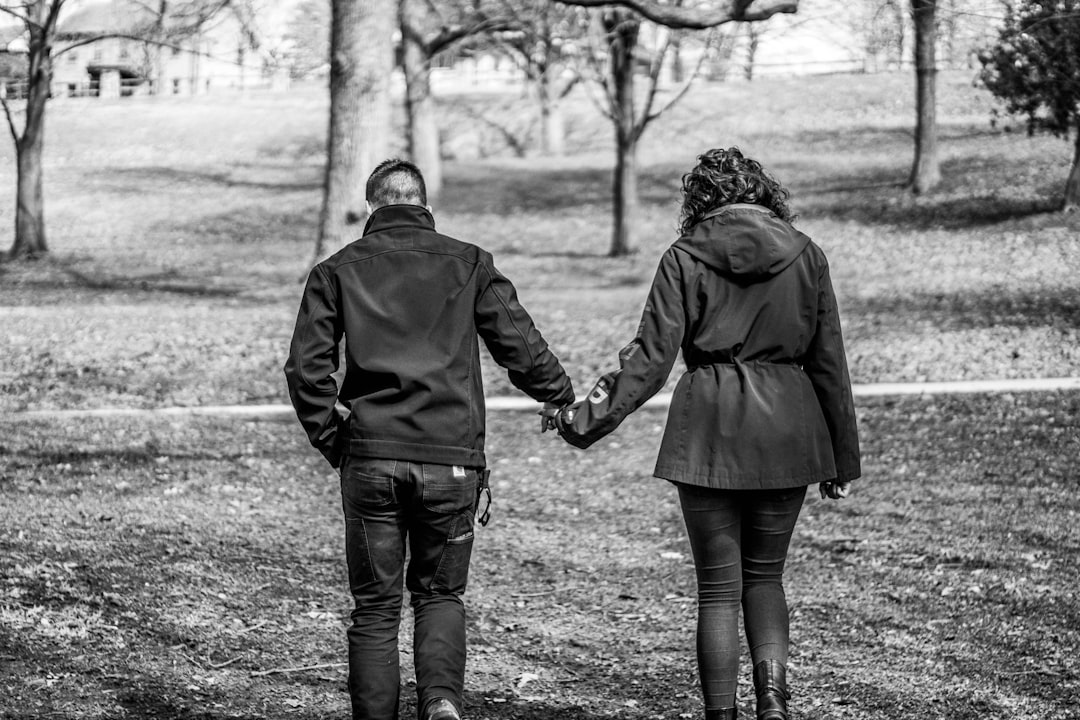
[0,256,247,299]
[104,165,323,193]
[59,264,244,298]
[796,155,1068,231]
[847,287,1080,330]
[442,163,681,216]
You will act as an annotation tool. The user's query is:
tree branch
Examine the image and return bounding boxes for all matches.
[0,4,31,25]
[644,28,716,126]
[554,0,798,30]
[51,32,194,58]
[579,17,618,122]
[635,32,671,136]
[424,15,520,56]
[0,92,21,145]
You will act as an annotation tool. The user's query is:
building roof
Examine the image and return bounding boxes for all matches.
[58,0,157,37]
[57,0,217,39]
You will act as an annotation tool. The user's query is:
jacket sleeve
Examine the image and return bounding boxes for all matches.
[803,258,862,482]
[559,249,687,449]
[475,257,575,407]
[284,263,346,469]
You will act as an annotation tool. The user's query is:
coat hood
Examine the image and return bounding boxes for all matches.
[673,203,811,282]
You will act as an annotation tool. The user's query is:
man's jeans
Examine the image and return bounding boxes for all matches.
[340,457,479,720]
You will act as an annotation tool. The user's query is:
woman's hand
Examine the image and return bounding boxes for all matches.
[818,480,850,500]
[539,403,576,433]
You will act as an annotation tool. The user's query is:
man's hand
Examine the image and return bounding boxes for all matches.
[539,403,564,433]
[539,403,576,433]
[819,480,851,500]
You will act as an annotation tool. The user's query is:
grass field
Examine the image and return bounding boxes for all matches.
[1,69,1079,719]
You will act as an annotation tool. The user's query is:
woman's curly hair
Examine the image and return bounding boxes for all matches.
[678,147,795,235]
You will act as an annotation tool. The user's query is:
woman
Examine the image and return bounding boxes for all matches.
[549,148,861,720]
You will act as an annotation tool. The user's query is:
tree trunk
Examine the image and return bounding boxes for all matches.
[909,0,940,194]
[315,0,394,259]
[611,130,638,257]
[8,12,50,261]
[670,34,684,83]
[537,71,565,156]
[744,25,760,81]
[400,0,442,198]
[892,0,905,68]
[606,9,640,257]
[1064,124,1080,212]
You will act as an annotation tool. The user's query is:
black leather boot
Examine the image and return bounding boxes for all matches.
[705,708,737,720]
[753,660,790,720]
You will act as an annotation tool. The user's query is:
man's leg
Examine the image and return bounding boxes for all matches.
[341,457,408,720]
[405,463,478,719]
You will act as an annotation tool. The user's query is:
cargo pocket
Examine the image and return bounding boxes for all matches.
[344,517,377,588]
[431,511,475,594]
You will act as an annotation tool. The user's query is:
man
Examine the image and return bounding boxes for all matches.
[284,159,575,720]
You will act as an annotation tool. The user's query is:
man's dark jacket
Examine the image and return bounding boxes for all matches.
[559,204,861,489]
[285,204,574,469]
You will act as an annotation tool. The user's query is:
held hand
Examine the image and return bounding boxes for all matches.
[539,403,563,433]
[819,480,851,500]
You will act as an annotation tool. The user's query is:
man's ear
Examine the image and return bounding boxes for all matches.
[366,201,374,215]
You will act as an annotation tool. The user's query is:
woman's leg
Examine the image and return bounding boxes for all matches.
[740,486,806,720]
[740,486,806,667]
[677,483,743,713]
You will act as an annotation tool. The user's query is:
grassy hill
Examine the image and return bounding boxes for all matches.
[0,70,1076,412]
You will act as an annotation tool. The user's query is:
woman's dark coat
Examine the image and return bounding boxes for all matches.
[559,204,861,489]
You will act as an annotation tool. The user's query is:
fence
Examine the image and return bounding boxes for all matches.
[0,74,288,101]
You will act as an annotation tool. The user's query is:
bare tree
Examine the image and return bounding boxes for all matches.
[314,0,394,259]
[1,0,231,261]
[399,0,513,199]
[580,8,715,256]
[489,0,588,156]
[561,0,798,256]
[740,20,765,80]
[909,0,940,193]
[0,0,61,260]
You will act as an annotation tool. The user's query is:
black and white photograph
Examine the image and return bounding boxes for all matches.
[1,0,1078,718]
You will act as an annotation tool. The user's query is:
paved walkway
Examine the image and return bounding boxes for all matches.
[12,377,1080,420]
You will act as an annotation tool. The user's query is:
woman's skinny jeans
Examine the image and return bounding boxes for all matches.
[676,483,807,712]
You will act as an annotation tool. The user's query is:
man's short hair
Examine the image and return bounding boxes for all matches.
[366,159,427,209]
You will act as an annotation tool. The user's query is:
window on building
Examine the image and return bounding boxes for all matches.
[119,42,129,60]
[92,47,103,61]
[66,51,78,63]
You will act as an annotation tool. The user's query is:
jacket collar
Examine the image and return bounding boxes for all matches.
[701,203,773,222]
[363,204,436,235]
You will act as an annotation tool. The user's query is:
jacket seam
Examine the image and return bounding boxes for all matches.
[296,262,334,390]
[477,262,538,371]
[330,246,478,272]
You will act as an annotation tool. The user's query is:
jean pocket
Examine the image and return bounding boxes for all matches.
[421,464,477,514]
[341,457,397,508]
